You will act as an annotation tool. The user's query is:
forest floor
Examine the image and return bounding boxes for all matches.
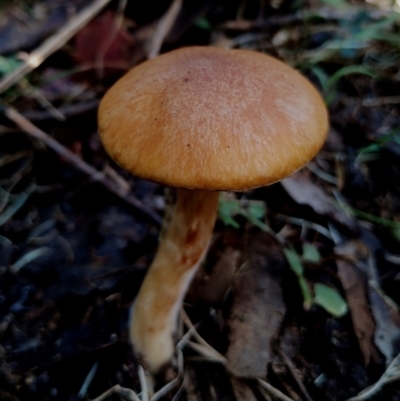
[0,0,400,400]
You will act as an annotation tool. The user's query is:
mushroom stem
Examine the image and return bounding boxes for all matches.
[130,188,220,373]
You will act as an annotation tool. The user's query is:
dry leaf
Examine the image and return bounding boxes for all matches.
[74,11,134,72]
[336,241,380,365]
[281,170,356,230]
[187,230,241,305]
[336,237,400,366]
[226,230,286,377]
[367,252,400,365]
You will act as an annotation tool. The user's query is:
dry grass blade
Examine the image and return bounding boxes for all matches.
[278,349,314,401]
[257,378,295,401]
[78,362,99,398]
[179,309,227,364]
[95,0,127,78]
[184,340,227,364]
[138,365,149,401]
[150,377,181,401]
[146,0,183,59]
[90,384,142,401]
[362,96,400,107]
[4,108,162,225]
[0,0,113,94]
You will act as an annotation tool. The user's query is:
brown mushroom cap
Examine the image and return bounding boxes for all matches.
[98,47,328,191]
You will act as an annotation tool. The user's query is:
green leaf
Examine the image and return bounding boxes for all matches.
[309,66,329,89]
[318,0,349,9]
[299,276,313,309]
[247,202,266,220]
[283,248,304,276]
[195,18,211,30]
[323,65,377,105]
[218,199,241,228]
[313,283,348,317]
[391,225,400,243]
[356,127,400,162]
[302,243,321,263]
[0,56,21,76]
[323,65,376,93]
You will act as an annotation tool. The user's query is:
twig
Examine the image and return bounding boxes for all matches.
[138,364,149,401]
[170,375,186,401]
[275,214,333,240]
[257,378,295,401]
[178,309,227,364]
[185,341,227,364]
[22,100,99,121]
[150,377,181,401]
[219,6,397,31]
[95,0,128,78]
[4,108,162,225]
[146,0,183,59]
[0,183,36,227]
[362,95,400,107]
[278,349,314,401]
[346,353,400,401]
[0,0,112,94]
[78,362,99,397]
[90,384,141,401]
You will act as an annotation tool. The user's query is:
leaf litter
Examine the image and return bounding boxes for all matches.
[1,0,400,400]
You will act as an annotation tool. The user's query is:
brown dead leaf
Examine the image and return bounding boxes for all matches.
[336,237,400,366]
[187,230,241,305]
[281,170,356,230]
[225,230,286,377]
[366,252,400,365]
[335,241,380,366]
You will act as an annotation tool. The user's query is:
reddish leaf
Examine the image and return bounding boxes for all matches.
[74,11,135,73]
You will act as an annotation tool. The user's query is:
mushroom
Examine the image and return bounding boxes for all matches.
[98,46,328,373]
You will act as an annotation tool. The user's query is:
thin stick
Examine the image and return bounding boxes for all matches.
[138,365,149,401]
[177,310,227,365]
[90,384,142,401]
[0,0,112,94]
[95,0,128,78]
[78,362,99,397]
[362,95,400,107]
[150,377,181,401]
[278,349,314,401]
[5,108,162,225]
[146,0,183,59]
[179,309,227,363]
[257,378,295,401]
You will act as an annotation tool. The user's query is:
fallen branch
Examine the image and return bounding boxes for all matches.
[0,0,112,94]
[5,108,162,225]
[146,0,183,59]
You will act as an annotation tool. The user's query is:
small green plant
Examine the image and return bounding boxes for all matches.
[218,198,274,232]
[283,245,348,317]
[356,127,400,163]
[0,55,21,77]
